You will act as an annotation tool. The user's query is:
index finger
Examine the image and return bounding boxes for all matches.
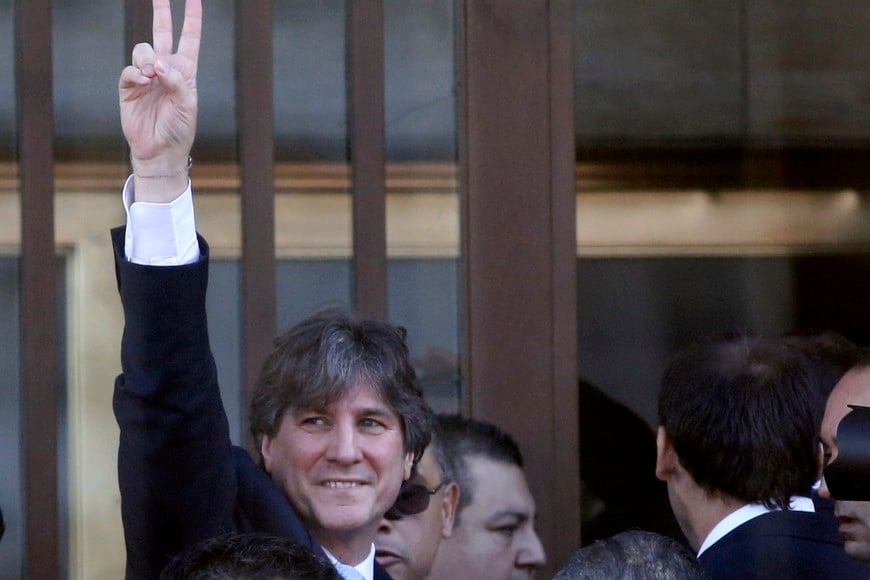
[176,0,202,63]
[152,0,174,55]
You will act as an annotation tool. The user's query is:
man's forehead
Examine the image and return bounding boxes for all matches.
[466,456,535,514]
[292,382,396,412]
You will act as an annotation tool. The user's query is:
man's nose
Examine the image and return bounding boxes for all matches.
[325,422,362,463]
[377,517,394,535]
[515,527,546,570]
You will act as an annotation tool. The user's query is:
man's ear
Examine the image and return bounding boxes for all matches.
[403,451,414,481]
[655,426,677,482]
[815,440,825,481]
[260,434,275,474]
[440,482,460,538]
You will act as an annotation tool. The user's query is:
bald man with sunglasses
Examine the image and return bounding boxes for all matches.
[376,430,460,580]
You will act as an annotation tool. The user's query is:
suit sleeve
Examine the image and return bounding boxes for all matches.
[111,226,237,579]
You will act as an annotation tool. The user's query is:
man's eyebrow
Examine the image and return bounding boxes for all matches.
[357,406,396,418]
[487,510,530,525]
[289,406,320,416]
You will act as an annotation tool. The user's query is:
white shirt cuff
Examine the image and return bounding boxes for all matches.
[122,174,200,265]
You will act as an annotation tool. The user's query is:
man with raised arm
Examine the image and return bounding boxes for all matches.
[114,2,433,578]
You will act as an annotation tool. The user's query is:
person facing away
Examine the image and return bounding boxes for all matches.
[655,334,869,579]
[159,533,340,580]
[553,530,707,580]
[374,427,459,580]
[114,1,434,578]
[426,415,546,580]
[819,350,870,567]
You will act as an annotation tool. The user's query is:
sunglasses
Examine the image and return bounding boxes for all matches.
[384,480,444,520]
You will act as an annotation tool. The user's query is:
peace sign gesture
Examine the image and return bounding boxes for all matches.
[119,0,201,199]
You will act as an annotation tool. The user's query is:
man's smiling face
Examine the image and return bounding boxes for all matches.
[261,382,413,557]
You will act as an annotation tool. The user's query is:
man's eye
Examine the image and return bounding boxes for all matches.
[360,418,386,431]
[302,416,327,427]
[493,524,519,538]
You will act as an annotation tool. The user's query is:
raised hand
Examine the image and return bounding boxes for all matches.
[119,0,201,199]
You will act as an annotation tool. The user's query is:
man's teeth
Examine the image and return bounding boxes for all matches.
[325,481,361,488]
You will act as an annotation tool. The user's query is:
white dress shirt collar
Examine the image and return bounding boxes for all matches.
[322,543,376,580]
[697,495,815,556]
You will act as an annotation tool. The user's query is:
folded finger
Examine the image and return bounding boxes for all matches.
[119,65,152,89]
[131,42,157,73]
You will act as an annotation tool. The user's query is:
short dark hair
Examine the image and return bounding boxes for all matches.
[159,533,340,579]
[781,329,860,436]
[554,531,706,580]
[658,335,819,510]
[250,308,434,463]
[436,414,523,524]
[846,346,870,374]
[428,424,455,484]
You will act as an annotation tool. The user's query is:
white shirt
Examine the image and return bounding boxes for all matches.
[696,495,816,557]
[323,544,376,580]
[122,175,199,265]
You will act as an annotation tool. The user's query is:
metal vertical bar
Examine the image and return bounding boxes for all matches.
[15,0,59,577]
[236,0,276,452]
[549,0,580,560]
[347,0,388,320]
[460,1,578,575]
[456,0,472,417]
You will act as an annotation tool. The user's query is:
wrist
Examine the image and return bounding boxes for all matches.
[130,154,193,203]
[131,155,192,179]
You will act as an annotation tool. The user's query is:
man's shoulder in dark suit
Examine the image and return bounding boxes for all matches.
[699,510,870,579]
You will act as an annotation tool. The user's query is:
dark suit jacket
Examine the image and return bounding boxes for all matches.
[698,509,870,579]
[111,227,391,580]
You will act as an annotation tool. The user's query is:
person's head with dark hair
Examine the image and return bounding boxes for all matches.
[554,530,707,580]
[435,413,523,524]
[251,308,434,461]
[656,335,820,550]
[781,328,860,437]
[819,348,870,565]
[159,532,340,579]
[251,308,436,564]
[375,427,460,580]
[428,414,545,580]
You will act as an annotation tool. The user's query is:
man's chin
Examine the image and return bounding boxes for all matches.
[375,553,404,572]
[843,540,870,564]
[312,508,376,535]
